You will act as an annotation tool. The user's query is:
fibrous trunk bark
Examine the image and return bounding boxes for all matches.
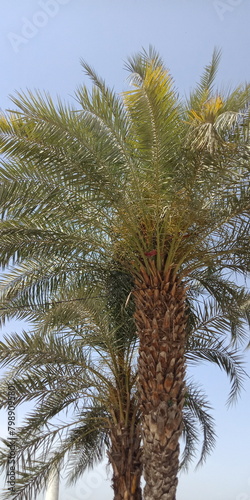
[108,417,142,500]
[134,265,187,500]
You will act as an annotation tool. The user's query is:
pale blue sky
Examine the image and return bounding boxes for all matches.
[0,1,250,499]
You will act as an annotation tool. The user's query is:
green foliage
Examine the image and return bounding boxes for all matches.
[0,47,249,498]
[0,47,249,314]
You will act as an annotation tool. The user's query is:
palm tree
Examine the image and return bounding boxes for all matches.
[0,48,249,499]
[0,274,144,500]
[0,300,142,500]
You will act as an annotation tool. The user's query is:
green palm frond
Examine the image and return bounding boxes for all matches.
[187,338,247,406]
[188,48,221,110]
[65,405,108,484]
[189,273,250,344]
[181,383,216,470]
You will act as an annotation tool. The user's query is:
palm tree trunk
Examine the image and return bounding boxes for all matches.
[108,419,142,500]
[134,265,187,500]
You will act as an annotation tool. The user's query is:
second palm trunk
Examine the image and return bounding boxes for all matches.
[108,420,142,500]
[134,265,187,500]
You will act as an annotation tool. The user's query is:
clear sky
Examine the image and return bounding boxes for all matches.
[0,1,250,499]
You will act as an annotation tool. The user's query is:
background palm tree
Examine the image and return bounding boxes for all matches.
[0,48,249,499]
[0,275,144,500]
[0,301,142,499]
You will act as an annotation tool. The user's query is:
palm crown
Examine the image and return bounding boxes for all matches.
[0,47,249,308]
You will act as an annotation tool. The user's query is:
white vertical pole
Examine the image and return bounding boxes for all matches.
[45,467,60,500]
